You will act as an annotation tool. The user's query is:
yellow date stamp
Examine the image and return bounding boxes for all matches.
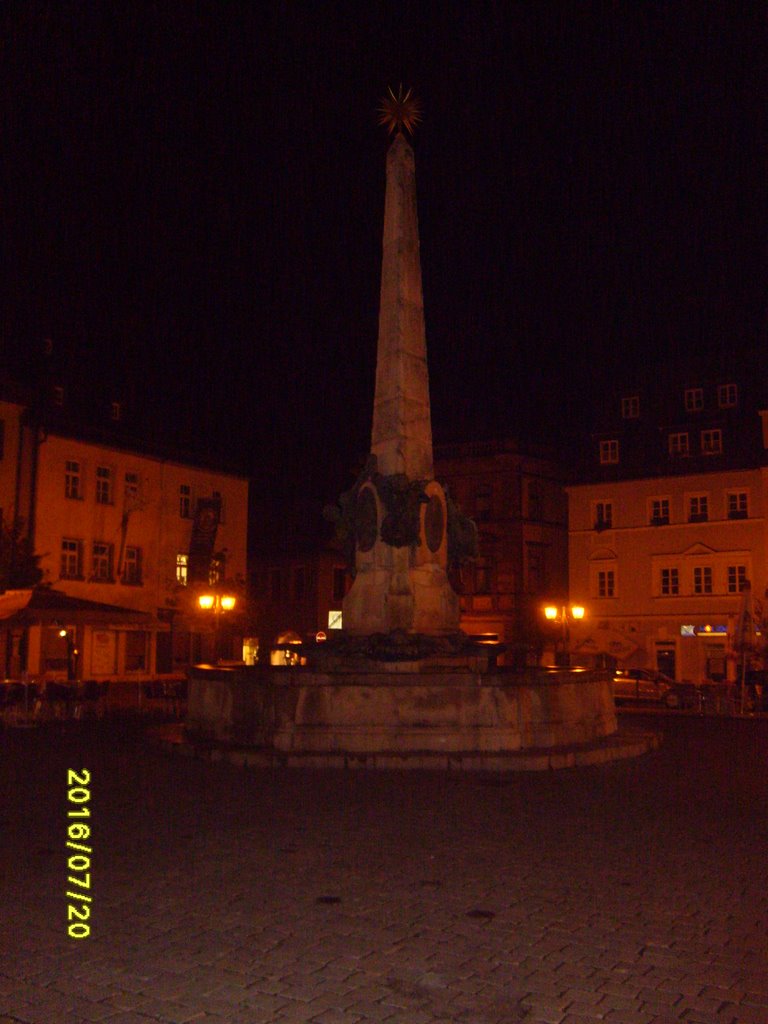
[66,769,92,939]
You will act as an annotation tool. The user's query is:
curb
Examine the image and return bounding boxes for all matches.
[149,723,661,772]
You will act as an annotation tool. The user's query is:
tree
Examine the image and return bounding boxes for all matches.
[0,519,43,592]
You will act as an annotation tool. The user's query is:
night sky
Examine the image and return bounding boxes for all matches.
[2,3,768,528]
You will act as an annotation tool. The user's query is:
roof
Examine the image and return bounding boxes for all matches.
[0,588,152,626]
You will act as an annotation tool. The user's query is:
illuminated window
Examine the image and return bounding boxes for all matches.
[122,546,143,585]
[594,501,613,530]
[649,498,670,525]
[179,484,192,518]
[688,495,708,522]
[701,429,722,455]
[91,542,114,581]
[727,491,748,519]
[685,388,704,412]
[621,395,640,419]
[727,565,748,594]
[175,553,188,586]
[599,440,619,464]
[61,538,83,579]
[718,384,737,408]
[96,466,113,505]
[661,568,679,596]
[65,460,82,500]
[668,432,689,457]
[597,570,615,598]
[693,566,713,595]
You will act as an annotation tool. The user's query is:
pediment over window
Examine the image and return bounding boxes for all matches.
[588,547,618,561]
[681,542,718,557]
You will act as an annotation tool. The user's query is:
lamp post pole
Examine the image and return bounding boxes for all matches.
[198,592,237,664]
[543,604,585,667]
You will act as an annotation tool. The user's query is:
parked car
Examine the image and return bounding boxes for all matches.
[612,669,683,708]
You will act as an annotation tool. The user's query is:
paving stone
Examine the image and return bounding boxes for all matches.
[4,717,768,1024]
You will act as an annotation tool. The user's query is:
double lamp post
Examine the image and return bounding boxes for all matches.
[543,603,585,667]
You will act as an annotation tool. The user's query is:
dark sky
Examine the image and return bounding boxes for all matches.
[2,2,768,516]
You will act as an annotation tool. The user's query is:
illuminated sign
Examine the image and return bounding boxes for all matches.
[680,624,727,637]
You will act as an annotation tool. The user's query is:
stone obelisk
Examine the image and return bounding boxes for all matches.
[342,94,461,636]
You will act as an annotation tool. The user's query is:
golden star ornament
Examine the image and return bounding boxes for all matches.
[378,85,422,136]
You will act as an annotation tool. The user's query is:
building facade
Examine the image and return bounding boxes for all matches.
[434,439,568,660]
[250,440,568,663]
[0,381,249,681]
[567,371,768,683]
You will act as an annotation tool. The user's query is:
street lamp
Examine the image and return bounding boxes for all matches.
[197,592,237,663]
[543,603,585,667]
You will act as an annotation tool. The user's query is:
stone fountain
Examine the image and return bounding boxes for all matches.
[186,96,656,769]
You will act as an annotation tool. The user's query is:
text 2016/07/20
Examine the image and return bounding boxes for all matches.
[66,769,92,939]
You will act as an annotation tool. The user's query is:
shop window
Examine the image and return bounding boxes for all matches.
[125,631,148,672]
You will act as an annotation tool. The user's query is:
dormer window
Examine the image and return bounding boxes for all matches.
[701,429,722,455]
[668,432,689,457]
[718,383,737,408]
[621,395,640,419]
[599,439,619,464]
[684,387,704,412]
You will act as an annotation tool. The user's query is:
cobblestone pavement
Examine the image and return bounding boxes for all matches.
[1,713,767,1024]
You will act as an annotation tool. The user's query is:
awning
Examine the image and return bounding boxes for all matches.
[572,626,639,660]
[0,588,152,626]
